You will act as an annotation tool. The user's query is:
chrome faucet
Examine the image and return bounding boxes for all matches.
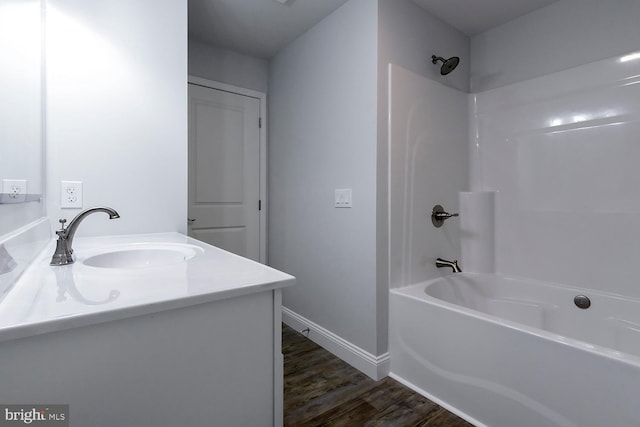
[50,207,120,266]
[436,257,462,273]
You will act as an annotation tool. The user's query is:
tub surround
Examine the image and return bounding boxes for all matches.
[458,191,495,273]
[471,51,640,298]
[388,64,468,289]
[0,231,295,426]
[390,50,640,295]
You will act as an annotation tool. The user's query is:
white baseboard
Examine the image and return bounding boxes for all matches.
[282,306,389,380]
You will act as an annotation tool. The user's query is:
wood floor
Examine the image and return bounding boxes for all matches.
[283,324,474,427]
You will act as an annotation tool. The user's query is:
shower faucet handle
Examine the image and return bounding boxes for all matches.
[431,205,458,228]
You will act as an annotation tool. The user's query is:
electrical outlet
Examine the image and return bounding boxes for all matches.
[61,181,83,209]
[2,179,27,203]
[334,188,353,208]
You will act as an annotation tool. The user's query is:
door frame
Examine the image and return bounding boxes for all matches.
[187,76,268,264]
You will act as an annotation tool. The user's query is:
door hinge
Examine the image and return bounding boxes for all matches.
[258,200,262,211]
[259,117,262,128]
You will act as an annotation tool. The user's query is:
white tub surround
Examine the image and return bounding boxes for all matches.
[388,64,468,289]
[390,273,640,427]
[471,51,640,298]
[0,232,295,426]
[458,191,495,273]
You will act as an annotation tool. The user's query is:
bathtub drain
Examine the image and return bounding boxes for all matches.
[574,295,591,309]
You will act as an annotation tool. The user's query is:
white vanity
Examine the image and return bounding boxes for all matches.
[0,232,294,426]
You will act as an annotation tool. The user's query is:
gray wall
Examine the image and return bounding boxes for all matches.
[189,39,269,93]
[471,0,640,92]
[269,0,470,357]
[269,0,379,355]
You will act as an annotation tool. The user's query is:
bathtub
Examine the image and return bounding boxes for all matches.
[389,273,640,427]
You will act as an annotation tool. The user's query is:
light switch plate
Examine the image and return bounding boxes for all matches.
[334,189,352,208]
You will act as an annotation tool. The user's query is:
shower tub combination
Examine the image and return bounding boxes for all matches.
[389,273,640,427]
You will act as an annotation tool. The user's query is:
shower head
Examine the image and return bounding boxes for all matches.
[431,55,460,75]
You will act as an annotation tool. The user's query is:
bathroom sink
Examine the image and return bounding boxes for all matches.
[82,243,203,269]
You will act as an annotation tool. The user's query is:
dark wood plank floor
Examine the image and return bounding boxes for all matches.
[283,324,474,427]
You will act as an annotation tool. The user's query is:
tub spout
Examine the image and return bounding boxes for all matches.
[436,257,462,273]
[50,207,120,266]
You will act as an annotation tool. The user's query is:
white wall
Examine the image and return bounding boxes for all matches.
[0,0,42,193]
[269,0,379,355]
[0,0,45,239]
[46,0,187,236]
[188,39,268,93]
[471,0,640,92]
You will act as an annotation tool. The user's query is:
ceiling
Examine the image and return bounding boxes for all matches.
[188,0,351,59]
[188,0,560,59]
[411,0,559,36]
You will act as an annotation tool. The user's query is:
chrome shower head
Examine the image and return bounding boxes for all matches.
[431,55,460,75]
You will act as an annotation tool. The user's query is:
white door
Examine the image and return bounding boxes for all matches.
[188,83,261,261]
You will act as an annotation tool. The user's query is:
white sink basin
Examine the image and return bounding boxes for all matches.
[82,243,203,269]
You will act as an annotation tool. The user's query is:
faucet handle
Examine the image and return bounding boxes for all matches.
[431,205,459,228]
[57,218,67,231]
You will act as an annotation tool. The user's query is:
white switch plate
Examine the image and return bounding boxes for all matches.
[334,189,352,208]
[61,181,83,209]
[2,179,27,203]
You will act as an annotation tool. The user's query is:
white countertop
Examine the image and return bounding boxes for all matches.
[0,232,295,342]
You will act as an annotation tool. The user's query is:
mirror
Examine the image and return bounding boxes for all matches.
[0,0,44,235]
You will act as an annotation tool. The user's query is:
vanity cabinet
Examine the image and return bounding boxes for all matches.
[0,233,293,426]
[0,289,285,426]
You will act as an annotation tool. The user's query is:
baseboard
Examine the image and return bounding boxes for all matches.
[282,306,389,380]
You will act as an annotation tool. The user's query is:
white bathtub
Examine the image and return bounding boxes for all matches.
[389,273,640,427]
